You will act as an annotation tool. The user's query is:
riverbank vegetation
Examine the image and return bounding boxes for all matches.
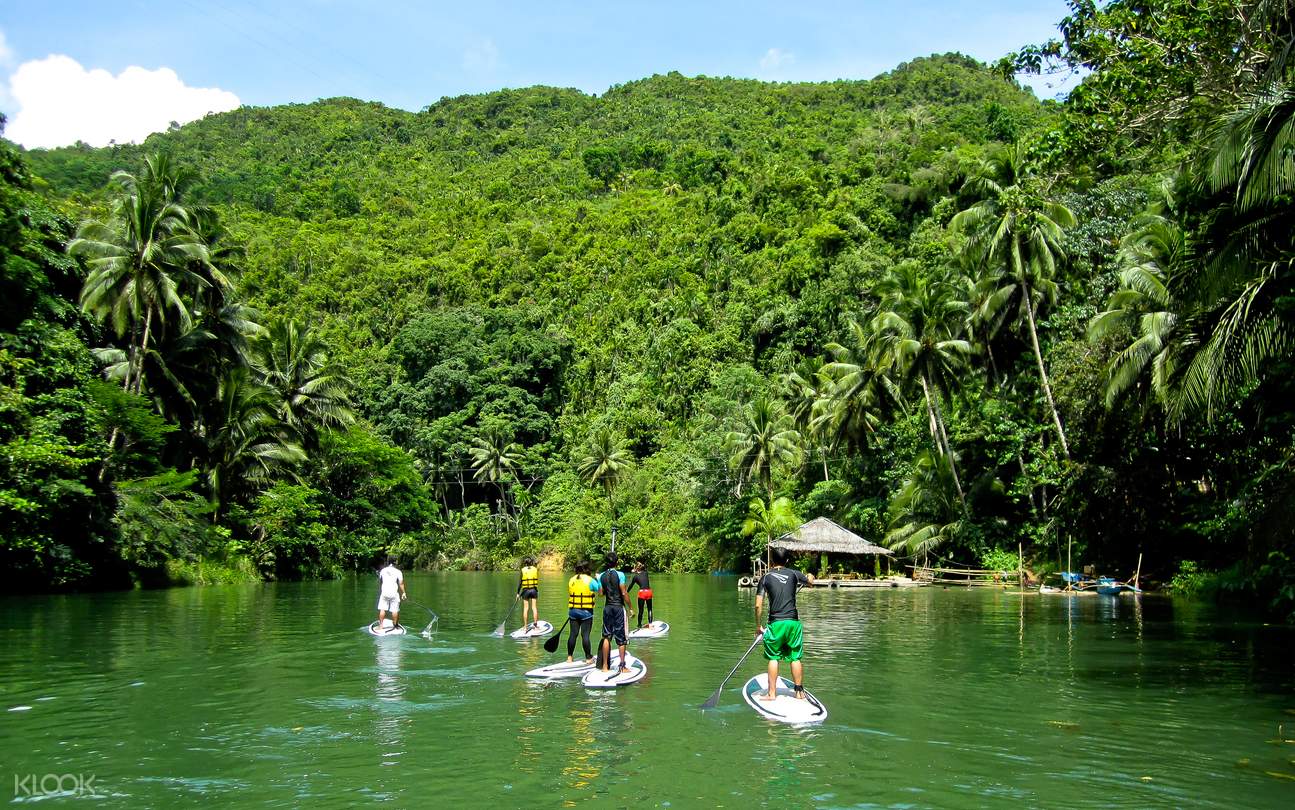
[4,2,1293,617]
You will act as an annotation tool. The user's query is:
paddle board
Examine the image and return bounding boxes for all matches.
[581,655,647,688]
[742,673,827,724]
[525,651,633,679]
[365,619,407,637]
[628,620,669,639]
[510,620,554,639]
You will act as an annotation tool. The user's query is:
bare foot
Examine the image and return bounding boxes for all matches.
[759,692,779,701]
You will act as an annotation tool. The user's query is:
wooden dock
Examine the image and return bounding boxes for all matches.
[911,565,1018,587]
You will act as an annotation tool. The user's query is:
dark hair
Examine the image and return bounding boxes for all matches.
[770,547,789,566]
[523,556,535,567]
[575,559,590,575]
[637,557,648,567]
[603,551,618,568]
[385,555,397,567]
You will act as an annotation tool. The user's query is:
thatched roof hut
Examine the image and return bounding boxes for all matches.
[773,517,892,556]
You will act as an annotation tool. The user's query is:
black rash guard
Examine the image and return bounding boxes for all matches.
[756,567,810,622]
[599,570,625,607]
[630,570,650,592]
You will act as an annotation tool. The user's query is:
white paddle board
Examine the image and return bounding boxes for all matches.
[742,673,826,724]
[365,619,407,637]
[628,620,669,638]
[510,620,554,639]
[581,655,647,688]
[525,651,632,679]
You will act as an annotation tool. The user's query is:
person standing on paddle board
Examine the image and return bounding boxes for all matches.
[754,547,814,700]
[517,556,540,631]
[630,558,654,629]
[566,559,601,663]
[596,551,632,673]
[376,556,408,629]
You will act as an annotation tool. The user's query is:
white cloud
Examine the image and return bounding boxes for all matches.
[0,29,14,67]
[462,38,499,73]
[4,55,240,149]
[759,47,795,72]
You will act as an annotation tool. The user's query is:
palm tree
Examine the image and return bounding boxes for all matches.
[813,327,903,462]
[70,154,210,396]
[205,368,305,517]
[250,319,355,446]
[469,427,523,534]
[952,150,1077,458]
[870,261,973,500]
[1088,214,1188,408]
[741,496,800,564]
[781,359,840,480]
[884,451,964,561]
[1166,80,1295,420]
[576,426,634,521]
[725,395,801,503]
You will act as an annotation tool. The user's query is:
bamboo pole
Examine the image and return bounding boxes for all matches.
[1066,532,1072,592]
[1132,552,1143,590]
[1018,542,1023,590]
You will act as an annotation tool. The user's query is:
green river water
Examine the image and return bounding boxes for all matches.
[2,573,1293,808]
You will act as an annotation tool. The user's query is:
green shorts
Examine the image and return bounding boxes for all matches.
[762,619,803,662]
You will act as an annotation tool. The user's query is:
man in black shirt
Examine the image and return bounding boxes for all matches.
[596,551,632,673]
[754,546,815,700]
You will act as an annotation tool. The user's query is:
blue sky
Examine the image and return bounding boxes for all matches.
[0,1,1075,148]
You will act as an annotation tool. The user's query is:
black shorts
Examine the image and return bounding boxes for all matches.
[520,588,538,599]
[601,604,627,644]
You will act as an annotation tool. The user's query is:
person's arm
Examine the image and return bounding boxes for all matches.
[517,570,523,594]
[399,573,407,600]
[799,570,814,586]
[754,578,765,634]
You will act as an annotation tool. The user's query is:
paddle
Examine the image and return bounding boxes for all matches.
[701,630,766,710]
[492,593,521,637]
[542,618,571,653]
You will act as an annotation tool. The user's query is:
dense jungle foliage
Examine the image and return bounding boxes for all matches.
[5,1,1294,617]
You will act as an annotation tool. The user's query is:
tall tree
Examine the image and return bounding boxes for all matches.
[576,426,634,521]
[250,319,355,446]
[725,395,801,504]
[469,427,523,537]
[952,155,1077,458]
[870,261,973,500]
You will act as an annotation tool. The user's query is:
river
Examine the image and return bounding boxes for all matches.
[2,573,1292,807]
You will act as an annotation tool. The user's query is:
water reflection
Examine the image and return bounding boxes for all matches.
[373,637,404,765]
[558,703,599,805]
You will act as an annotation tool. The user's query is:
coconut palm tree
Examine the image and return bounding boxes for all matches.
[1166,80,1295,420]
[576,426,634,521]
[250,319,354,446]
[1088,214,1188,408]
[725,395,801,503]
[814,324,904,462]
[469,427,523,533]
[741,496,800,564]
[870,261,973,500]
[952,174,1077,458]
[205,368,305,517]
[883,451,964,561]
[70,154,210,397]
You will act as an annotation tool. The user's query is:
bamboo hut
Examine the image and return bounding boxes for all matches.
[768,517,904,586]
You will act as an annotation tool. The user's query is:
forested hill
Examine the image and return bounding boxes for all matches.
[10,26,1295,616]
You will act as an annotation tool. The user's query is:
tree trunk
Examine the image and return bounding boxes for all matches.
[920,374,965,503]
[1023,292,1071,459]
[133,307,154,395]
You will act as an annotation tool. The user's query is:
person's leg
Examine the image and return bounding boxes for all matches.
[566,615,578,662]
[598,637,610,670]
[790,660,804,698]
[377,609,387,626]
[636,597,645,628]
[581,617,593,660]
[765,658,780,699]
[618,606,630,672]
[392,608,400,628]
[646,597,654,624]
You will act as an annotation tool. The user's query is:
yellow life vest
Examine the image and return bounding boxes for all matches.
[568,574,596,609]
[521,566,539,589]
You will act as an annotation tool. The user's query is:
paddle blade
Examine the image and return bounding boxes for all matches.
[701,687,723,710]
[492,623,506,637]
[543,632,562,653]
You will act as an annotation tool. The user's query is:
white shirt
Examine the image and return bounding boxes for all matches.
[378,565,403,599]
